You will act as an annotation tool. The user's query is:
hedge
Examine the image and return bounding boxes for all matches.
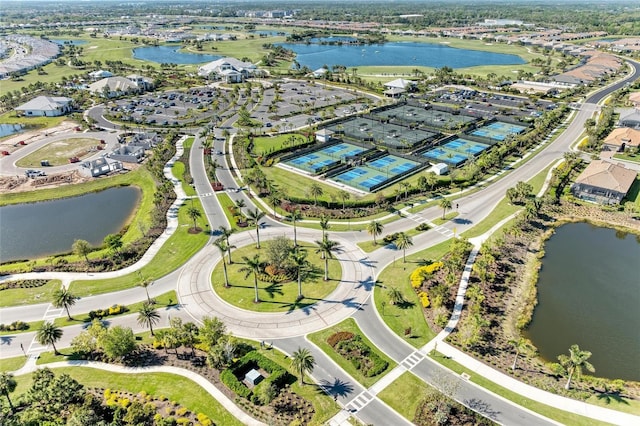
[220,369,252,399]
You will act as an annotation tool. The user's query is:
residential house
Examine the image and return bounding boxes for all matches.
[602,127,640,152]
[571,160,637,204]
[14,96,73,117]
[629,92,640,108]
[619,109,640,129]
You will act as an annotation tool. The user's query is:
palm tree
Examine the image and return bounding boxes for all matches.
[52,287,78,320]
[218,226,236,263]
[291,347,315,385]
[400,181,411,199]
[395,232,413,263]
[309,183,323,205]
[558,344,595,390]
[315,236,341,281]
[137,272,154,304]
[213,239,231,288]
[235,199,246,210]
[508,337,533,371]
[338,190,351,210]
[187,206,202,231]
[319,214,330,240]
[288,210,302,247]
[0,372,17,413]
[137,302,161,336]
[367,220,384,245]
[387,287,405,305]
[239,254,263,303]
[289,248,309,300]
[246,208,266,249]
[36,322,63,355]
[439,198,452,220]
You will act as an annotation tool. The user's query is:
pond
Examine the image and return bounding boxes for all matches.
[133,45,221,64]
[0,187,141,263]
[0,123,23,138]
[525,222,640,381]
[50,39,87,46]
[277,41,525,70]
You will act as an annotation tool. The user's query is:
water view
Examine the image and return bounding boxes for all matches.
[0,123,24,138]
[277,41,526,70]
[0,186,141,263]
[525,222,640,381]
[133,45,221,64]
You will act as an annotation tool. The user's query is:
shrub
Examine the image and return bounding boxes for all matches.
[89,304,127,320]
[0,321,29,332]
[416,223,430,231]
[221,369,252,399]
[327,331,355,347]
[197,413,214,426]
[366,353,389,377]
[419,291,430,308]
[410,262,444,289]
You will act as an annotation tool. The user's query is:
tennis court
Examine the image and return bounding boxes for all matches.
[285,142,365,173]
[420,147,468,167]
[332,154,421,191]
[374,104,477,130]
[470,121,527,142]
[442,138,490,156]
[328,117,436,149]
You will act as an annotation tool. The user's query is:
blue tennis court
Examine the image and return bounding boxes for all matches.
[421,147,468,167]
[285,142,366,173]
[442,138,489,156]
[470,121,527,142]
[333,154,420,191]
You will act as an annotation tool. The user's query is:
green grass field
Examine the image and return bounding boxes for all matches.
[0,279,61,307]
[307,318,396,388]
[377,371,428,421]
[211,242,340,312]
[0,356,27,373]
[216,192,243,231]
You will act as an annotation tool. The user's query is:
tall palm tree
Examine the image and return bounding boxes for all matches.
[319,215,330,240]
[137,272,154,304]
[558,344,595,390]
[289,248,310,300]
[291,347,315,385]
[315,236,341,281]
[395,232,413,263]
[213,239,231,288]
[52,287,78,320]
[508,337,533,371]
[36,322,63,355]
[239,254,263,303]
[288,210,302,247]
[309,183,323,205]
[0,372,17,413]
[338,190,351,210]
[439,198,452,220]
[187,206,202,231]
[367,220,384,245]
[246,208,266,249]
[137,302,161,336]
[235,199,246,210]
[218,226,236,263]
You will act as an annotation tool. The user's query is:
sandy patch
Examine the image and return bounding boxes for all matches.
[88,46,98,49]
[0,121,80,154]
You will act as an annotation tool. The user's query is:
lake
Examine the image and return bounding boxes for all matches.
[0,123,23,138]
[133,45,221,64]
[525,222,640,381]
[277,41,526,70]
[0,187,141,263]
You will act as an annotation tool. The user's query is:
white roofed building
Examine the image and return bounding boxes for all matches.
[15,96,73,117]
[197,57,257,83]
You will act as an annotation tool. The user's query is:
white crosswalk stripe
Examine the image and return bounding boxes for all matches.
[344,390,374,412]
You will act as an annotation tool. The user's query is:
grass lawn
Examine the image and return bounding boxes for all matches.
[173,136,196,196]
[613,153,640,164]
[374,240,451,348]
[253,133,307,155]
[307,318,396,388]
[216,192,244,231]
[69,199,209,297]
[34,367,244,426]
[0,320,45,337]
[0,279,61,307]
[377,371,428,421]
[15,137,103,167]
[357,222,427,253]
[432,211,460,226]
[211,242,340,312]
[0,356,27,372]
[430,352,614,426]
[236,338,340,425]
[625,178,640,205]
[0,167,156,274]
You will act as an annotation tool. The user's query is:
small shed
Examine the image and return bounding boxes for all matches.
[431,163,449,176]
[315,129,334,143]
[244,369,263,386]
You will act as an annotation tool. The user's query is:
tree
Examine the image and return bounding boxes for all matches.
[137,272,154,304]
[319,214,330,239]
[239,254,263,303]
[218,226,236,263]
[439,198,452,220]
[104,233,123,254]
[395,232,413,263]
[52,287,78,320]
[199,316,226,350]
[557,344,595,390]
[287,209,302,247]
[338,189,351,210]
[213,239,231,288]
[246,208,266,249]
[291,347,315,385]
[289,248,310,300]
[99,326,137,361]
[508,337,533,371]
[387,287,405,305]
[137,302,161,336]
[367,220,384,245]
[72,239,91,265]
[315,236,341,281]
[36,321,63,355]
[0,372,17,413]
[187,206,202,231]
[309,183,323,205]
